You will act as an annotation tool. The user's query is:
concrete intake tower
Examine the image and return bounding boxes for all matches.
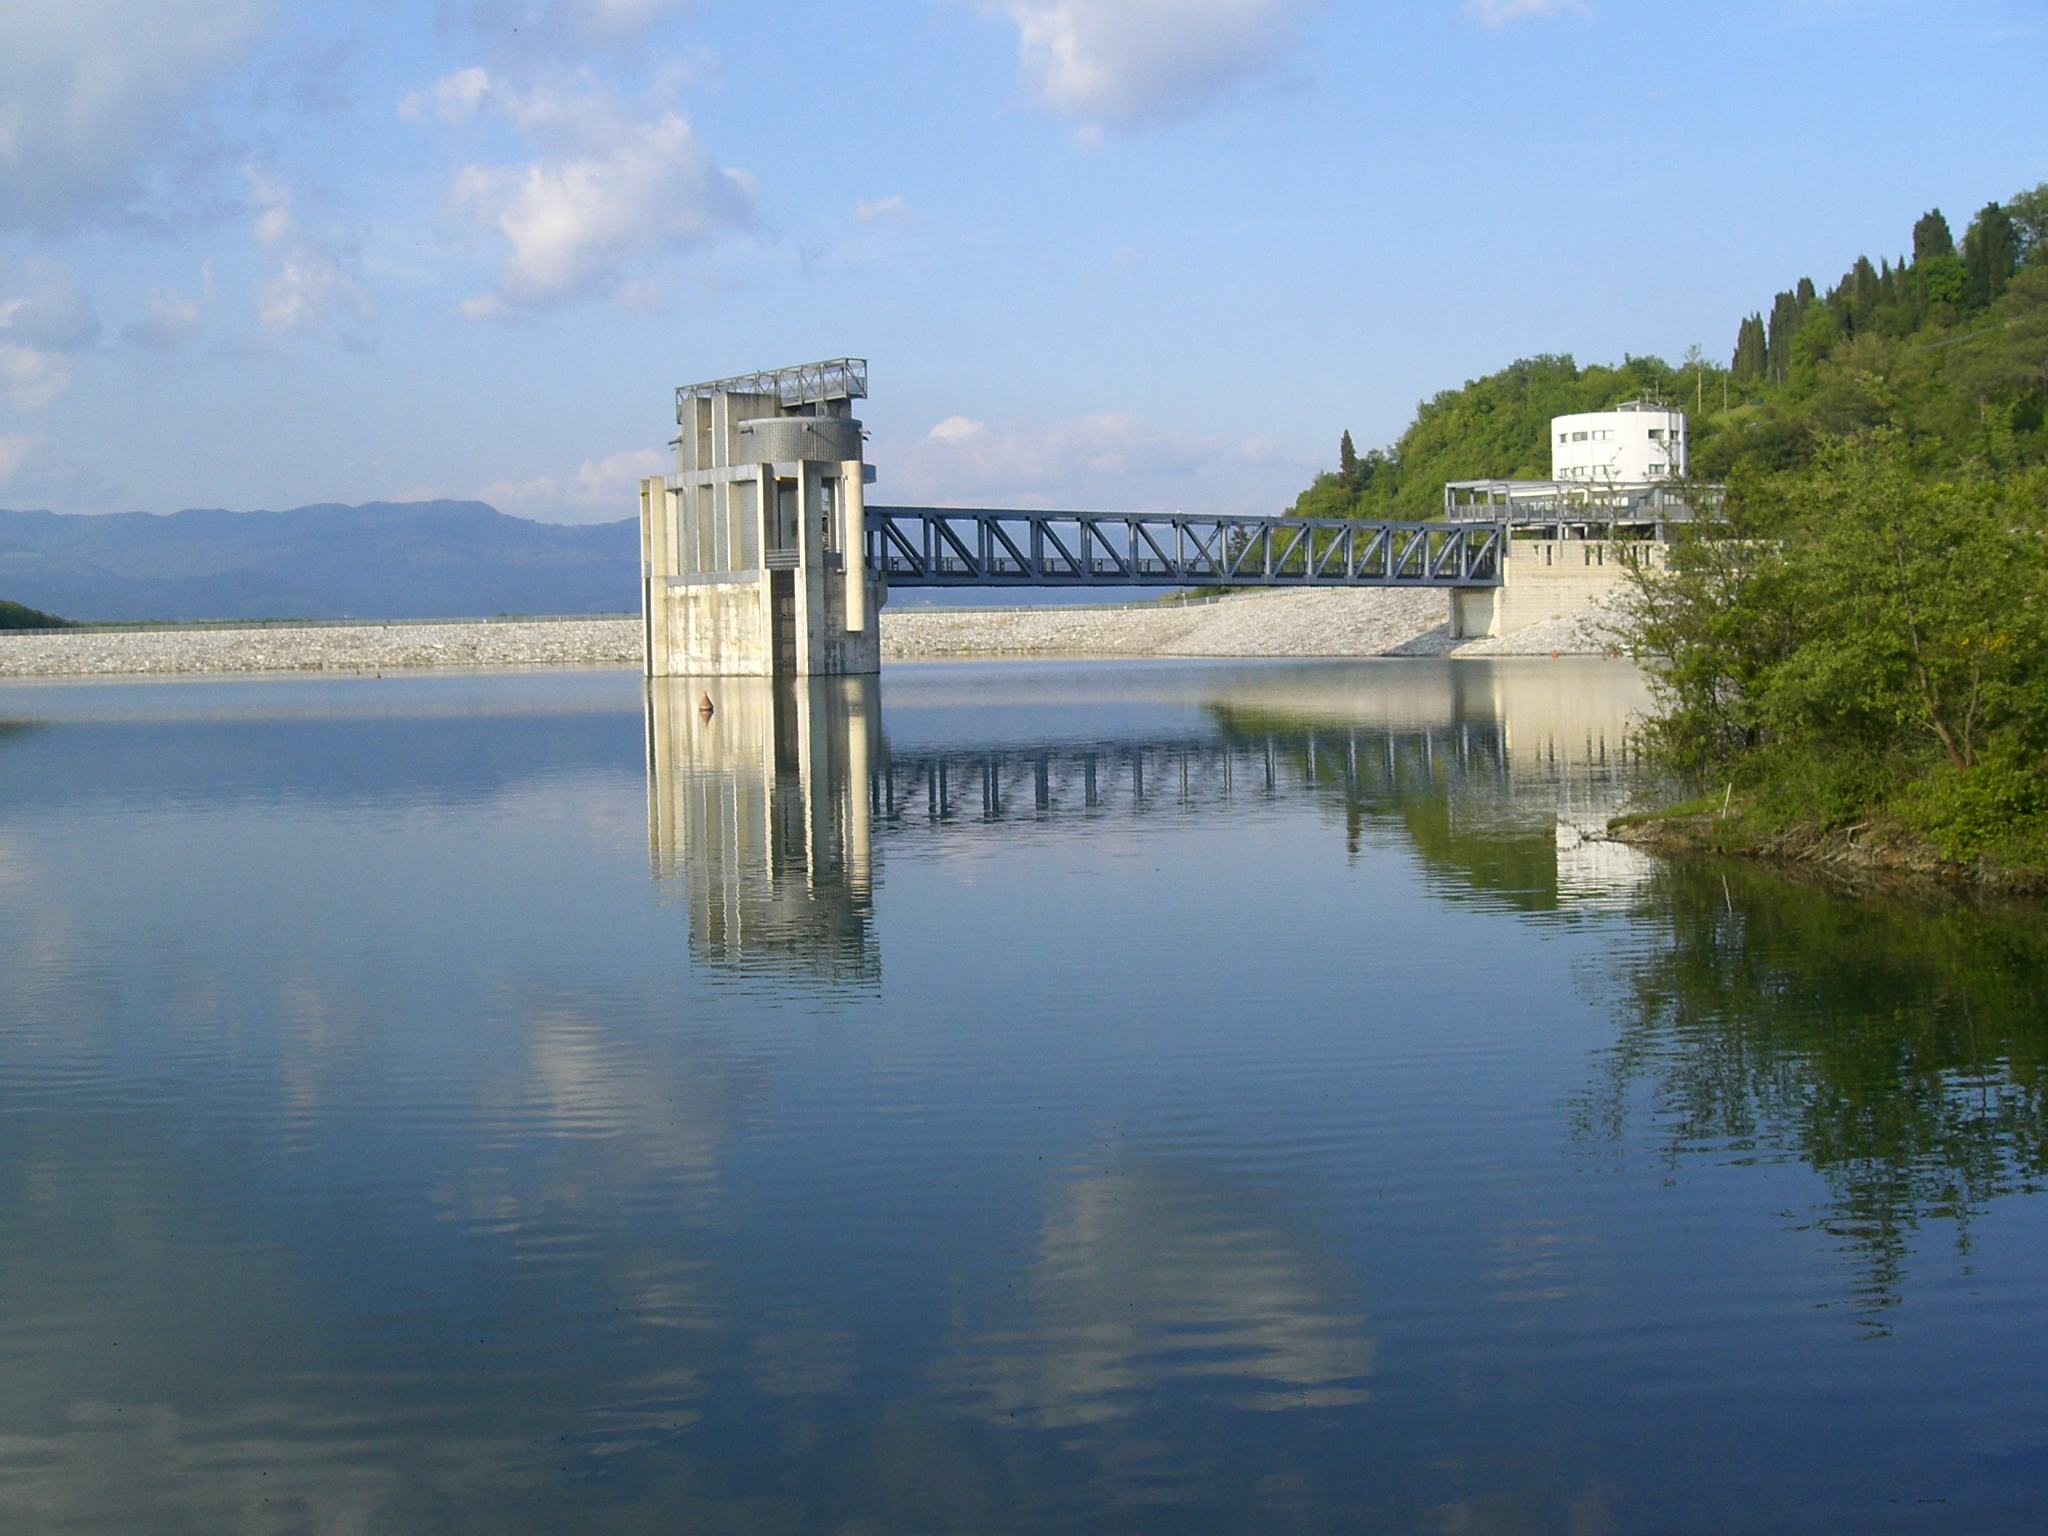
[640,358,883,678]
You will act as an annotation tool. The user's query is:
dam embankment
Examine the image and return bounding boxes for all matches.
[0,588,1613,678]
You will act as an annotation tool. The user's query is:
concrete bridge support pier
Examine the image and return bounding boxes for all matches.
[1449,539,1663,640]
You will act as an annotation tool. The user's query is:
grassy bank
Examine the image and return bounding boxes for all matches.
[1609,797,2047,896]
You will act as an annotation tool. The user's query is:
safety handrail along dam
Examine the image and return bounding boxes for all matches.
[864,507,1502,590]
[638,356,1508,678]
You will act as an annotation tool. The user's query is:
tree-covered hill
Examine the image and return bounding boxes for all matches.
[0,599,72,630]
[1296,184,2048,519]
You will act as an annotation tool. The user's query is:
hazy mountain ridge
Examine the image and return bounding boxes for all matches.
[0,501,638,621]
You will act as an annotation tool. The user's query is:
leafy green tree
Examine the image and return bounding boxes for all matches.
[1757,437,2041,772]
[2009,182,2048,266]
[1921,253,1966,306]
[1613,448,1832,778]
[1339,430,1358,479]
[1618,433,2048,860]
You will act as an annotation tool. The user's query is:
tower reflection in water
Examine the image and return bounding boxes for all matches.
[646,676,880,986]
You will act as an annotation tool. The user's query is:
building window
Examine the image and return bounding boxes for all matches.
[1573,431,1587,442]
[1648,428,1663,440]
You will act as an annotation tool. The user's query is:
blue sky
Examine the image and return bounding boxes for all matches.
[2,0,2042,523]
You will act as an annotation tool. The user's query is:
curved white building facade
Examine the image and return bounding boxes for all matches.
[1550,400,1687,483]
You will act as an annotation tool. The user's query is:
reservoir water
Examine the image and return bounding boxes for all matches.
[0,659,2042,1533]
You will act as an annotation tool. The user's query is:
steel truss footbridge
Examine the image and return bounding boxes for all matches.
[863,507,1505,589]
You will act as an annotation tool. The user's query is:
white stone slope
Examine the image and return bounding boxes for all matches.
[0,591,1618,678]
[881,587,1616,660]
[0,618,642,677]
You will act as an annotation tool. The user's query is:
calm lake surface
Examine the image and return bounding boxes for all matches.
[0,658,2043,1534]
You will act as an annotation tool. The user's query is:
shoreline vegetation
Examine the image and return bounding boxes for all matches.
[1285,185,2047,893]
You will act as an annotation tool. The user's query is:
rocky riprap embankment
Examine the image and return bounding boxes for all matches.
[881,587,1611,660]
[0,617,643,677]
[0,591,1615,678]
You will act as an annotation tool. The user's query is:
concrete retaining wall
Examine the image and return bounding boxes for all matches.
[1451,540,1661,639]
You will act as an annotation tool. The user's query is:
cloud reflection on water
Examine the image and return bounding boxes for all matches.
[939,1156,1373,1430]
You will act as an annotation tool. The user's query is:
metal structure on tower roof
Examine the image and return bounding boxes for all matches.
[675,358,867,418]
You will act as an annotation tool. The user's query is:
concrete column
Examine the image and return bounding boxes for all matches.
[795,463,818,676]
[841,459,866,632]
[639,479,655,677]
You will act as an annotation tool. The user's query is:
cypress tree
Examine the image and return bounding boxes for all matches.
[1766,290,1803,383]
[1913,208,1955,263]
[1732,314,1767,383]
[1962,201,2017,308]
[1340,430,1358,479]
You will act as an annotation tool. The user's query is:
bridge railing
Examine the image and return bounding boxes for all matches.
[864,508,1504,588]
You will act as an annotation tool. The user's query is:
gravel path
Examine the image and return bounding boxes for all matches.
[0,591,1615,678]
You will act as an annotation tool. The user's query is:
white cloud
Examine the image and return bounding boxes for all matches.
[855,194,909,225]
[0,259,100,352]
[243,165,373,332]
[121,287,203,351]
[0,0,271,231]
[884,411,1231,506]
[1466,0,1578,24]
[399,66,491,124]
[0,259,100,407]
[0,433,33,486]
[876,409,1319,513]
[247,165,294,249]
[416,69,753,315]
[0,347,71,410]
[1003,0,1318,132]
[255,253,371,331]
[478,446,665,522]
[930,415,986,443]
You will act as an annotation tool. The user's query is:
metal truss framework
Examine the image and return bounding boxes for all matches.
[1441,477,1723,532]
[871,722,1518,827]
[675,358,868,416]
[865,507,1505,588]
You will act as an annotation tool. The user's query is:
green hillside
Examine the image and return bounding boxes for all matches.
[1296,185,2048,519]
[1303,184,2048,884]
[0,599,73,631]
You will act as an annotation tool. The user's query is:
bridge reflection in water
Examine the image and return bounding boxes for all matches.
[647,660,1655,981]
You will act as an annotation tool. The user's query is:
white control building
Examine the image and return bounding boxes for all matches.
[1550,400,1687,483]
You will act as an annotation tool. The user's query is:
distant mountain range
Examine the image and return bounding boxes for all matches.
[0,501,639,622]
